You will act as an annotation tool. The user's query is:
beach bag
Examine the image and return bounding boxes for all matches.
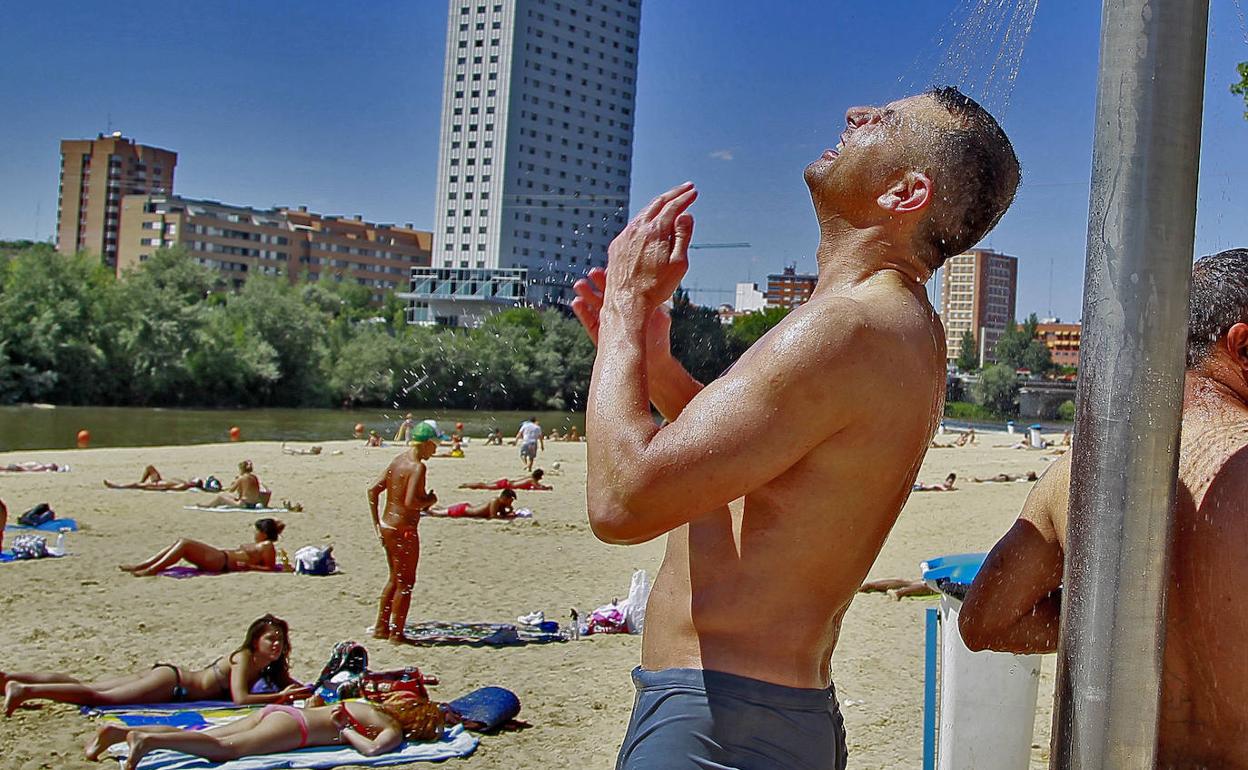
[444,686,521,733]
[203,476,222,492]
[361,667,435,700]
[294,545,336,576]
[17,503,54,528]
[10,534,49,559]
[586,603,628,635]
[312,641,368,701]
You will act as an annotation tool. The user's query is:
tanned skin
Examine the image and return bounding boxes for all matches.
[574,95,959,689]
[961,323,1248,767]
[368,440,438,644]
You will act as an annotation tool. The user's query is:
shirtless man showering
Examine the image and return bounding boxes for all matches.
[961,249,1248,767]
[575,87,1019,768]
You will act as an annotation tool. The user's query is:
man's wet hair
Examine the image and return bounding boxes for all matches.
[916,86,1021,267]
[532,468,544,480]
[1188,248,1248,367]
[501,489,517,499]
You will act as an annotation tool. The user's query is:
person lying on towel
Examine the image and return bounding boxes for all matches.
[458,469,551,491]
[5,614,310,720]
[119,518,285,577]
[89,691,441,768]
[425,490,517,519]
[104,465,222,492]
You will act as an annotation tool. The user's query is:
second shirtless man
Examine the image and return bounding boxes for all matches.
[575,87,1019,768]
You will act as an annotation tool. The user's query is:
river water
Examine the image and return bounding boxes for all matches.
[0,405,586,451]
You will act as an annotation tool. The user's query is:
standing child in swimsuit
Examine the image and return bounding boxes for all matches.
[368,425,440,644]
[5,614,309,720]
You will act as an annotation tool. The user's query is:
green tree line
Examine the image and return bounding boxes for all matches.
[0,244,789,410]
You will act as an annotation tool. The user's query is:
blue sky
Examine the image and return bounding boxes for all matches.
[1,1,1245,322]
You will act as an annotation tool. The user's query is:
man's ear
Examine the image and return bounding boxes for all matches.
[1225,323,1248,368]
[877,171,933,214]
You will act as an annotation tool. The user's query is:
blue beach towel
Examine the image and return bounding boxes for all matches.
[82,701,244,717]
[6,518,79,532]
[107,723,478,769]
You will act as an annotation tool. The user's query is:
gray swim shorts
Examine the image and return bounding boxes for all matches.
[616,667,848,770]
[519,441,538,459]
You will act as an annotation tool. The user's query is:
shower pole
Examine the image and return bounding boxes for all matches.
[1051,0,1208,767]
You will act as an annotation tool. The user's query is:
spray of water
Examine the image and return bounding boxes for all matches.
[901,0,1041,118]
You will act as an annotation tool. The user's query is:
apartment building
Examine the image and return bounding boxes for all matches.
[765,265,818,309]
[417,0,642,323]
[116,195,431,304]
[940,247,1019,365]
[1035,320,1081,368]
[56,132,177,269]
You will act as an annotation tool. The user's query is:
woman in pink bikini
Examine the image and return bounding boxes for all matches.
[86,691,436,767]
[5,615,309,719]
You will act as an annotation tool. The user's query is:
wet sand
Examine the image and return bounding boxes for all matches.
[0,433,1060,768]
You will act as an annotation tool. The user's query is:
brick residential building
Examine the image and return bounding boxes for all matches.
[116,195,431,304]
[1035,320,1081,368]
[940,247,1019,365]
[765,265,818,309]
[56,132,177,269]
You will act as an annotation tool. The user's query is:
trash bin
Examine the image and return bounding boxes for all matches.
[921,554,1041,770]
[1006,420,1016,434]
[1028,424,1044,448]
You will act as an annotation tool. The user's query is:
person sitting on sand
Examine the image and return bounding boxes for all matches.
[393,413,415,443]
[369,424,440,644]
[204,460,271,509]
[281,443,323,456]
[971,471,1039,483]
[913,472,958,492]
[484,428,504,446]
[4,614,309,720]
[566,426,581,442]
[86,691,432,768]
[366,431,385,448]
[858,578,936,601]
[955,427,977,447]
[118,518,286,577]
[426,490,517,519]
[2,461,64,473]
[104,465,221,492]
[458,469,552,491]
[434,432,465,458]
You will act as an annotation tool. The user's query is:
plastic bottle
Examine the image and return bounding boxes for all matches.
[54,527,70,554]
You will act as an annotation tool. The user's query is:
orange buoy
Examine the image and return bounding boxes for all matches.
[229,426,241,441]
[76,429,91,448]
[456,422,464,430]
[353,423,366,437]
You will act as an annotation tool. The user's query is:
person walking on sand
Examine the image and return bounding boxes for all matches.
[516,416,544,472]
[574,87,1019,769]
[960,249,1248,767]
[368,423,440,644]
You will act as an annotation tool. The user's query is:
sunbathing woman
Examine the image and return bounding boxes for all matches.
[281,443,323,456]
[2,461,65,472]
[86,691,433,767]
[204,460,272,509]
[425,490,517,519]
[458,468,551,491]
[5,614,309,720]
[971,471,1039,483]
[104,465,221,492]
[913,473,958,492]
[118,518,285,577]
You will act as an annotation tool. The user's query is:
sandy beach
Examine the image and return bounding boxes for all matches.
[0,431,1062,769]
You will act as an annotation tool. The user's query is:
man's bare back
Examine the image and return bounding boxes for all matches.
[641,276,945,687]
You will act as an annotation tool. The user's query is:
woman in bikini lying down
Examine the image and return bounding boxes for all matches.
[87,691,434,768]
[458,468,551,491]
[425,490,517,519]
[118,518,285,577]
[104,465,221,492]
[4,614,310,719]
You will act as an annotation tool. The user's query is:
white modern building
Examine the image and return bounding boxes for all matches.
[735,282,765,313]
[413,0,642,325]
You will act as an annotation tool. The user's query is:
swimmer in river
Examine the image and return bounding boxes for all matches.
[368,423,440,644]
[573,88,1019,768]
[961,249,1248,767]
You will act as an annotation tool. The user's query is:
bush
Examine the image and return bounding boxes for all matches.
[944,401,999,421]
[1057,399,1076,422]
[974,364,1020,416]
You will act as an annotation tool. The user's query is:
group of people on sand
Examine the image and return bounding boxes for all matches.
[4,615,434,766]
[104,460,285,510]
